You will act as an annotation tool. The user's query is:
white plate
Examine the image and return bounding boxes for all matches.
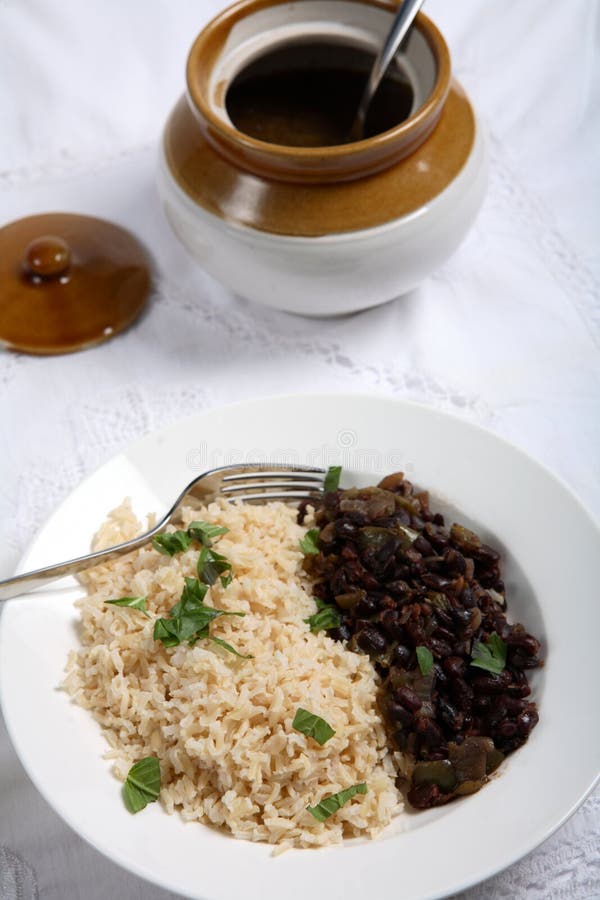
[1,394,599,900]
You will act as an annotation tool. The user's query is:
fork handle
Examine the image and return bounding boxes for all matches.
[0,532,155,602]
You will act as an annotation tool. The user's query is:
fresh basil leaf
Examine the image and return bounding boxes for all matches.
[154,576,245,649]
[187,520,229,547]
[292,708,335,745]
[152,530,193,556]
[209,636,253,659]
[106,596,150,618]
[153,617,182,647]
[323,465,342,493]
[155,606,224,646]
[299,528,320,555]
[416,645,434,675]
[307,783,367,822]
[198,546,233,588]
[470,632,507,675]
[123,756,161,814]
[304,603,342,634]
[169,576,208,617]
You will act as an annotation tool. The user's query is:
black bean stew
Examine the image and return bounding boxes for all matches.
[298,473,543,809]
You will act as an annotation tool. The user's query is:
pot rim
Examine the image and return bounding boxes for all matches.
[185,0,452,184]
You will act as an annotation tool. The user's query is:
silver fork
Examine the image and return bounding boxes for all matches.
[0,464,325,602]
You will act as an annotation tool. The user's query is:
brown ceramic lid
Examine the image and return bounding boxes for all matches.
[0,213,151,355]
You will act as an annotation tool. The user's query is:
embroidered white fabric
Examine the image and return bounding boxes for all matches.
[0,1,598,897]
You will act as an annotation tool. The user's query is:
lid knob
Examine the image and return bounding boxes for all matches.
[24,235,71,279]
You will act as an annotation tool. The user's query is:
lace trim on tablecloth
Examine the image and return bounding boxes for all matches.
[0,846,39,900]
[455,787,600,899]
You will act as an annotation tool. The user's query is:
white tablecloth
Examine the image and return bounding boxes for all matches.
[1,1,599,897]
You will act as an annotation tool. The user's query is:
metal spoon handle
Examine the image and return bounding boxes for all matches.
[351,0,426,141]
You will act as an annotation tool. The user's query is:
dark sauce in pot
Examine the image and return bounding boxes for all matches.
[226,41,414,147]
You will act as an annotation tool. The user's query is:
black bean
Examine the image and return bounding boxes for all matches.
[432,625,456,644]
[486,698,507,726]
[438,699,464,731]
[421,573,451,591]
[471,672,511,694]
[429,637,453,658]
[427,532,449,552]
[459,586,476,608]
[496,720,518,739]
[433,662,448,689]
[355,595,378,617]
[516,708,539,736]
[396,686,422,712]
[407,782,445,809]
[414,716,444,748]
[380,609,404,639]
[312,582,331,602]
[387,700,413,727]
[509,651,539,670]
[506,682,532,699]
[504,697,526,716]
[444,548,467,575]
[330,624,351,642]
[444,656,467,678]
[507,632,541,656]
[473,694,492,713]
[405,621,427,646]
[451,677,474,711]
[392,564,411,580]
[355,625,387,656]
[476,544,501,564]
[450,606,472,627]
[413,535,434,555]
[386,579,411,598]
[392,644,411,667]
[297,499,310,524]
[334,519,358,539]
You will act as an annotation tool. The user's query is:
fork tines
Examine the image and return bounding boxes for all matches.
[221,467,325,503]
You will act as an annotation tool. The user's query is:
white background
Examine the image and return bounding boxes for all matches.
[0,1,598,897]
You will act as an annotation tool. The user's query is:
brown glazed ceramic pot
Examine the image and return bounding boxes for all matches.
[159,0,487,316]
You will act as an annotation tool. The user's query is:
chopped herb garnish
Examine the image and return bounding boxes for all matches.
[208,635,253,659]
[153,607,227,647]
[292,708,335,745]
[307,783,367,822]
[106,596,150,618]
[299,528,320,555]
[470,632,507,675]
[152,520,229,556]
[304,598,342,634]
[169,576,208,617]
[153,617,184,648]
[123,756,161,814]
[198,546,233,588]
[324,465,342,493]
[152,530,193,556]
[416,645,434,675]
[153,576,247,656]
[187,520,229,547]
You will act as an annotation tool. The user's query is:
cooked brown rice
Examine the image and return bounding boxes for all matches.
[63,499,403,848]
